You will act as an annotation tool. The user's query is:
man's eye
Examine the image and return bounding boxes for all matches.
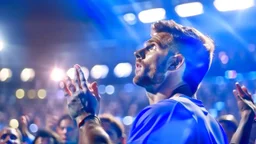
[148,45,156,51]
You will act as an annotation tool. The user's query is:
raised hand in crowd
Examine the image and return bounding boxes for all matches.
[230,83,255,144]
[61,64,111,144]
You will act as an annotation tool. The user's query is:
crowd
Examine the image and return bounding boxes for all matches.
[0,77,255,138]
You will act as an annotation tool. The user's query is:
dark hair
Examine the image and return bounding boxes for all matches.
[151,20,214,94]
[33,129,60,144]
[57,114,75,127]
[99,114,125,139]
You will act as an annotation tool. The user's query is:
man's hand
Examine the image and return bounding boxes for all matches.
[61,64,100,124]
[233,83,255,117]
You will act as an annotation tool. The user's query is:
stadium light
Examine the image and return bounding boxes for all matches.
[175,2,204,17]
[0,68,12,81]
[138,8,166,23]
[91,65,109,79]
[114,63,133,78]
[214,0,254,12]
[51,68,65,82]
[123,13,137,25]
[21,68,35,82]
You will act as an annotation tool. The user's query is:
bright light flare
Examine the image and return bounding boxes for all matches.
[51,68,65,82]
[9,119,19,128]
[214,0,254,12]
[175,2,204,17]
[138,8,166,23]
[0,68,12,81]
[123,13,136,25]
[21,68,35,82]
[91,65,109,79]
[114,63,133,78]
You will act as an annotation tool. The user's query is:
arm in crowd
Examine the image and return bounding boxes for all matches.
[62,64,111,144]
[230,83,255,144]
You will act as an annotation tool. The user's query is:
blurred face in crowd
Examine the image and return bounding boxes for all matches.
[56,118,76,143]
[0,127,22,144]
[101,121,125,144]
[34,137,55,144]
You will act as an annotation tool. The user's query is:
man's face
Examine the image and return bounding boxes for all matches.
[133,32,173,88]
[56,118,76,143]
[0,128,21,144]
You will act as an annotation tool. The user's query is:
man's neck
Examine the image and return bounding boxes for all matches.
[146,81,193,105]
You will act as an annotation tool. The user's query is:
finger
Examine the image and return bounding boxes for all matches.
[241,86,252,99]
[61,80,72,97]
[91,81,100,101]
[73,65,82,90]
[235,82,246,96]
[233,89,240,101]
[65,76,76,93]
[87,83,93,92]
[74,64,88,91]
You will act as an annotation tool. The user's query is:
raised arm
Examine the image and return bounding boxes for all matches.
[62,64,111,144]
[230,83,255,144]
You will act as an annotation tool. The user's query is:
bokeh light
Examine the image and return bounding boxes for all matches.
[21,68,35,82]
[51,68,65,82]
[105,85,115,95]
[9,119,19,128]
[38,89,47,99]
[114,63,132,78]
[28,89,36,99]
[91,65,109,79]
[16,89,25,99]
[29,123,38,133]
[0,68,12,81]
[122,116,134,126]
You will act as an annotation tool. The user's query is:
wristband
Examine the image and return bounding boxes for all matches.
[78,115,101,128]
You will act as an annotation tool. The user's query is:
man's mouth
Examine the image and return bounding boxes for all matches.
[135,62,142,74]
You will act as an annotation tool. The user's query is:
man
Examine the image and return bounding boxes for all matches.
[55,115,77,144]
[218,115,238,142]
[62,20,228,144]
[0,127,23,144]
[99,114,126,144]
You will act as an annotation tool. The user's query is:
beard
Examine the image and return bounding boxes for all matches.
[133,66,165,88]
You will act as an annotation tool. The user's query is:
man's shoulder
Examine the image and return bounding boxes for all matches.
[137,98,195,121]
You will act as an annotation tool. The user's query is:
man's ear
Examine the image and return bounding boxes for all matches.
[167,54,184,71]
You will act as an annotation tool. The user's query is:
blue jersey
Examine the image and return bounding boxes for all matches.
[128,95,228,144]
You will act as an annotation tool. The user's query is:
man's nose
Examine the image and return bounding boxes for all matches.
[134,49,145,59]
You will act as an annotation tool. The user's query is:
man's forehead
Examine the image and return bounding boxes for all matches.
[144,32,173,46]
